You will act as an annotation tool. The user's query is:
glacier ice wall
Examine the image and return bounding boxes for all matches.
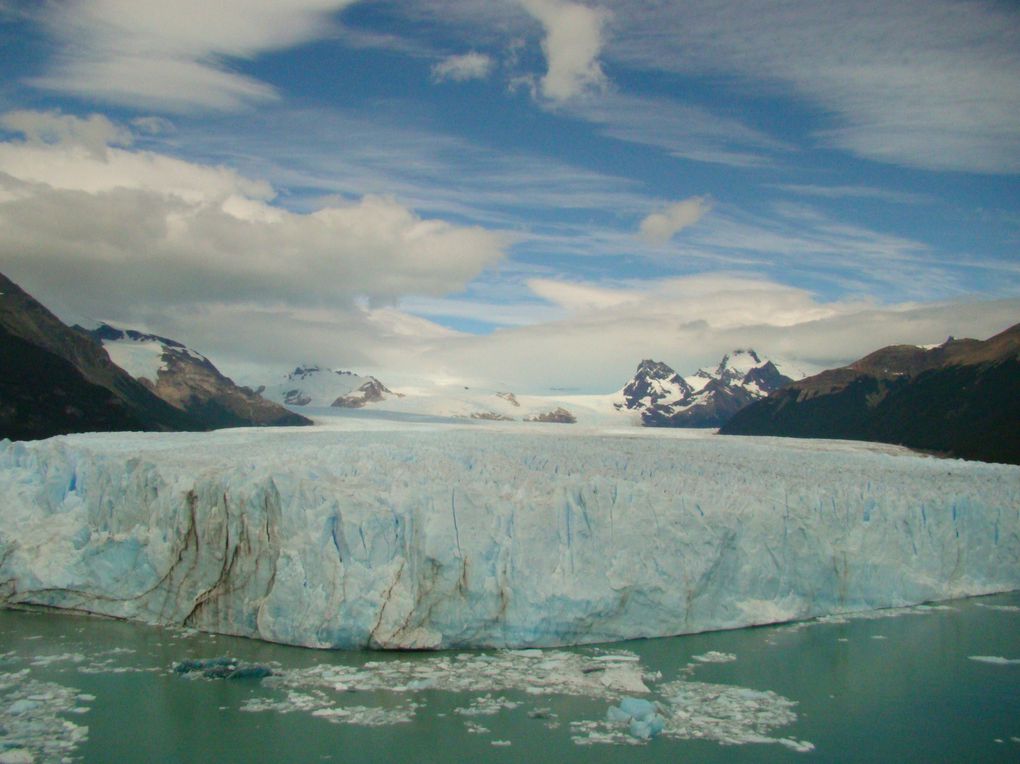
[1,427,1018,649]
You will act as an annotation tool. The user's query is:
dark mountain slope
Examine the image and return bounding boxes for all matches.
[721,323,1020,465]
[0,272,200,439]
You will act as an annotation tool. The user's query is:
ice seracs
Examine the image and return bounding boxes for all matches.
[1,421,1017,650]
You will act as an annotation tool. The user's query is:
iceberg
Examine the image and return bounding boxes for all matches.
[0,421,1018,649]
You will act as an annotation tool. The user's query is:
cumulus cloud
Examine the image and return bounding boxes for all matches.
[0,111,507,356]
[0,110,132,158]
[405,274,1020,392]
[639,196,712,244]
[519,0,609,101]
[31,0,360,111]
[431,52,493,82]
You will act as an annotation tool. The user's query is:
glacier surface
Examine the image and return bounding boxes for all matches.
[0,419,1018,649]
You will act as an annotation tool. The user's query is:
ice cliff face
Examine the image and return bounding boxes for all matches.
[1,426,1018,650]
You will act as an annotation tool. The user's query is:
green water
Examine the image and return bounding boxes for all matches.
[1,592,1018,762]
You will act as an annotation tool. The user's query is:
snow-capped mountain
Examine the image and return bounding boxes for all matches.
[261,365,402,408]
[0,272,199,440]
[91,324,309,428]
[616,349,793,428]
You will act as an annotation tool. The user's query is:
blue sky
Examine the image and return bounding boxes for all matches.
[0,0,1018,391]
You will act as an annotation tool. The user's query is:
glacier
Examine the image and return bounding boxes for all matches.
[0,418,1018,650]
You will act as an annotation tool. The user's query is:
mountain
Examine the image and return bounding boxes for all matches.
[616,350,793,427]
[0,272,201,440]
[90,325,310,428]
[261,365,402,409]
[721,323,1020,465]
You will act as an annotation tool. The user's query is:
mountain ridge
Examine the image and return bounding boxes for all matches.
[0,272,202,439]
[721,322,1020,464]
[616,349,793,427]
[91,324,310,429]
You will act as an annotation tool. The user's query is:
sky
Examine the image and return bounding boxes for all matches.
[0,0,1018,393]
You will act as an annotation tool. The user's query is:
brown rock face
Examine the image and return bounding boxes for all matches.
[90,324,311,429]
[524,407,577,424]
[332,378,401,408]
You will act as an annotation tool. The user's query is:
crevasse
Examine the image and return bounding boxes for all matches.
[0,426,1018,649]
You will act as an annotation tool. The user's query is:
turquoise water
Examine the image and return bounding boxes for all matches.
[1,592,1018,762]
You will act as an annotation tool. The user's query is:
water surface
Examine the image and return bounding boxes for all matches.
[1,592,1018,762]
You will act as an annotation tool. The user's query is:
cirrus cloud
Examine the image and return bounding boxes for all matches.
[30,0,362,112]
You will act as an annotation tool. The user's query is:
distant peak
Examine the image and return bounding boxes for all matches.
[635,359,678,378]
[91,322,186,349]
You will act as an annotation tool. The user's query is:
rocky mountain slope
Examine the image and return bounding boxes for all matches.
[91,325,310,428]
[721,323,1020,465]
[616,350,793,427]
[0,272,200,440]
[261,365,402,409]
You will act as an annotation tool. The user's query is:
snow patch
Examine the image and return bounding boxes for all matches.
[102,339,166,382]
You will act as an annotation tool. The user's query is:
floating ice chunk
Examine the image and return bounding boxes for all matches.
[653,680,808,750]
[691,651,737,663]
[28,653,85,667]
[454,695,521,717]
[606,697,666,740]
[264,649,647,701]
[0,671,89,761]
[0,750,35,764]
[778,738,816,752]
[173,656,273,680]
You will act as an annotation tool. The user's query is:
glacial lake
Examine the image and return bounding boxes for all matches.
[1,591,1018,763]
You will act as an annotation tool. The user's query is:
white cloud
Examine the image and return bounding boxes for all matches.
[519,0,610,101]
[31,0,360,111]
[0,112,507,353]
[172,105,654,227]
[770,183,932,206]
[1,115,1013,393]
[639,196,712,244]
[607,0,1020,173]
[404,274,1020,392]
[565,90,789,168]
[0,109,132,158]
[431,52,493,82]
